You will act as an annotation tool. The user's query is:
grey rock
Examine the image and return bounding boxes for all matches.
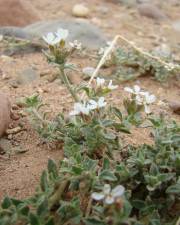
[0,20,107,50]
[23,20,107,49]
[16,67,39,85]
[0,26,32,39]
[137,3,167,21]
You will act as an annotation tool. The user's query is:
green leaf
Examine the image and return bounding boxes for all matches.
[99,170,117,181]
[102,132,116,140]
[111,107,123,121]
[166,183,180,194]
[123,199,132,218]
[150,219,161,225]
[113,123,131,134]
[29,213,41,225]
[37,199,49,218]
[72,166,83,175]
[1,197,12,209]
[103,158,110,170]
[11,198,24,207]
[40,171,49,192]
[45,218,55,225]
[132,200,146,210]
[18,203,29,216]
[84,218,106,225]
[48,159,58,179]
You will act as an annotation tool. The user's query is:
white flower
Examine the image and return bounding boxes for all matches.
[43,28,69,45]
[124,85,142,95]
[142,92,156,104]
[91,184,125,205]
[69,40,82,50]
[124,85,156,114]
[56,28,69,41]
[98,47,105,55]
[96,77,105,87]
[43,32,60,45]
[69,102,90,116]
[88,97,107,110]
[108,80,118,90]
[141,92,156,114]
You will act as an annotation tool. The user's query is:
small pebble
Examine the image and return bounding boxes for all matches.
[169,101,180,115]
[82,67,95,78]
[0,35,3,42]
[6,126,22,135]
[72,4,89,18]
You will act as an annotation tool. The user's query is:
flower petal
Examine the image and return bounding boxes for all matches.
[43,32,55,45]
[91,192,105,201]
[108,80,118,90]
[96,77,105,87]
[56,28,69,41]
[134,85,141,93]
[69,110,79,116]
[105,195,114,204]
[88,100,98,110]
[112,185,125,198]
[146,94,156,104]
[135,95,143,105]
[144,104,151,114]
[98,97,107,108]
[103,184,111,195]
[124,87,133,93]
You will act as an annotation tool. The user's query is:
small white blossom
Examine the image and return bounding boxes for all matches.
[96,77,105,87]
[124,85,142,95]
[108,80,118,90]
[69,97,107,116]
[88,97,107,110]
[56,28,69,41]
[98,47,106,55]
[69,102,90,116]
[141,92,156,114]
[142,92,156,104]
[69,40,82,50]
[43,28,69,46]
[124,85,156,114]
[43,32,60,45]
[91,184,125,205]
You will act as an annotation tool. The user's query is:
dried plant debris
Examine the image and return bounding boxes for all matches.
[98,36,180,82]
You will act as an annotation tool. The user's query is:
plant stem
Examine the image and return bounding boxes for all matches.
[49,179,69,209]
[85,198,92,218]
[59,66,79,102]
[32,108,49,126]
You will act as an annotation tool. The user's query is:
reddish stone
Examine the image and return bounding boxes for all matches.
[0,0,40,27]
[0,93,11,137]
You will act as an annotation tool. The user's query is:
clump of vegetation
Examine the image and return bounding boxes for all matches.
[0,116,179,225]
[0,29,179,225]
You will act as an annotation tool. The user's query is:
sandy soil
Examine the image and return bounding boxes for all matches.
[0,0,180,200]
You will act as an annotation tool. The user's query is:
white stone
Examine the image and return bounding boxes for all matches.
[72,4,89,18]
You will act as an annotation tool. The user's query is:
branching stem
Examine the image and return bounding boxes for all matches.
[59,66,79,102]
